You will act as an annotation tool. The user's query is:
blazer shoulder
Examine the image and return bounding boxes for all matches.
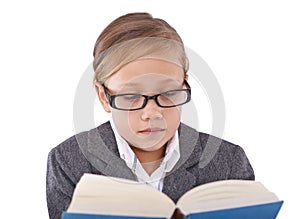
[179,123,248,158]
[47,129,94,183]
[198,131,243,152]
[196,131,254,180]
[49,131,87,161]
[48,122,112,178]
[49,121,111,161]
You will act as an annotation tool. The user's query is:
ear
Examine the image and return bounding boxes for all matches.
[94,82,111,113]
[184,74,189,81]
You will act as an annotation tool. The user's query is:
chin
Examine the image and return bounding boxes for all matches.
[131,140,168,152]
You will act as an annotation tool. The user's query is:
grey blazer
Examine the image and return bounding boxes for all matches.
[46,122,254,219]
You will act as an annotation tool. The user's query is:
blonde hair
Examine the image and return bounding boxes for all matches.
[93,12,189,85]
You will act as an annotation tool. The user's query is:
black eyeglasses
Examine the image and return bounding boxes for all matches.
[102,80,191,111]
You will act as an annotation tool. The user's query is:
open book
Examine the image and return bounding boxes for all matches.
[62,173,283,219]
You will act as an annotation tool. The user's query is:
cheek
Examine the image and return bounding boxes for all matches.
[112,110,130,129]
[163,107,182,130]
[127,111,141,130]
[112,110,139,139]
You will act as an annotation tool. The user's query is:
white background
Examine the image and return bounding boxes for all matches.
[0,0,299,218]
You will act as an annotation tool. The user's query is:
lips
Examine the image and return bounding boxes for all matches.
[138,127,166,135]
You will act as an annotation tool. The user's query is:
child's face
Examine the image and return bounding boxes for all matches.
[99,58,186,152]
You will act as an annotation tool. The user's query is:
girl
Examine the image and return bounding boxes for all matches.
[46,12,254,219]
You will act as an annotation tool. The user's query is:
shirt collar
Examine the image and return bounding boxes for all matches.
[109,117,136,167]
[109,117,180,173]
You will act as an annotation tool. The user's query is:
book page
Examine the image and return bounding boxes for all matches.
[67,174,176,218]
[176,180,279,215]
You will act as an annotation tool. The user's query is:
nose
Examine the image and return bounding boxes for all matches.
[141,99,163,120]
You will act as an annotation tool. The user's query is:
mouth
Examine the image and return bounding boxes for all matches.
[138,127,166,135]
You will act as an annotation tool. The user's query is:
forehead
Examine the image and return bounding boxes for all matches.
[105,58,184,92]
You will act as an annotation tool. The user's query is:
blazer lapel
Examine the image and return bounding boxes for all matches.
[162,167,196,203]
[162,123,201,202]
[78,121,137,181]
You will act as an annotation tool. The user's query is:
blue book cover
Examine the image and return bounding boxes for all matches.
[62,201,283,219]
[187,201,283,219]
[61,212,164,219]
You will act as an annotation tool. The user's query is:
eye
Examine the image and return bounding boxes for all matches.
[162,90,178,97]
[122,94,142,101]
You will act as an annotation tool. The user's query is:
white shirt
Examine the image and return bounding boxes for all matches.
[109,117,180,191]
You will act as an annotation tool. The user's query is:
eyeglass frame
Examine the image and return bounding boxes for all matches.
[102,80,191,111]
